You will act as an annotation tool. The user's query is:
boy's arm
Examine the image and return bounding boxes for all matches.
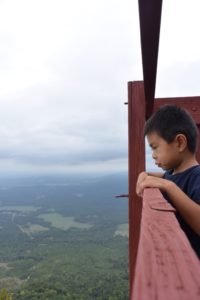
[136,174,200,236]
[166,180,200,235]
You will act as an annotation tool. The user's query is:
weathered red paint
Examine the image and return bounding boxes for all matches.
[128,81,145,295]
[131,188,200,300]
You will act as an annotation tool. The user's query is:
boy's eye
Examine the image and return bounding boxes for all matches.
[152,146,159,152]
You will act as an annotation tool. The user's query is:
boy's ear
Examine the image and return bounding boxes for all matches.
[175,134,187,152]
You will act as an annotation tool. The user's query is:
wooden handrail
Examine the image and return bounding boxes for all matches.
[131,188,200,300]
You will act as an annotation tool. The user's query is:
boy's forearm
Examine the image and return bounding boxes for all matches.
[137,176,200,235]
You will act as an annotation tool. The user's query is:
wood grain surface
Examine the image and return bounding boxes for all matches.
[131,188,200,300]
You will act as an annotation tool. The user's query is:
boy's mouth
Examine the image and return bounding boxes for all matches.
[156,162,162,168]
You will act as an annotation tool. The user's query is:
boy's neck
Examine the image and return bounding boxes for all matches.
[173,154,198,174]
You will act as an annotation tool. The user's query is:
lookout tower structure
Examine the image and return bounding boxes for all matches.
[128,1,200,299]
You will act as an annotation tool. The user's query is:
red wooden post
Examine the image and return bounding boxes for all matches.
[128,81,146,295]
[131,188,200,300]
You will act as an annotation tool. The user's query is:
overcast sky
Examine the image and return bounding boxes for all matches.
[0,0,200,175]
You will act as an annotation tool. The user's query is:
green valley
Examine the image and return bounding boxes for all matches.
[0,173,128,299]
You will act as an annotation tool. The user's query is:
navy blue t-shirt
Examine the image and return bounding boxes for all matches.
[163,165,200,258]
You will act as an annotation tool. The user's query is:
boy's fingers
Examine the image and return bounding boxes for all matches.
[136,183,144,197]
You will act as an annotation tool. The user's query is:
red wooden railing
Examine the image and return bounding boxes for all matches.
[131,188,200,300]
[128,81,200,299]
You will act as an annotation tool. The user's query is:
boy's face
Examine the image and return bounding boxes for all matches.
[147,131,182,171]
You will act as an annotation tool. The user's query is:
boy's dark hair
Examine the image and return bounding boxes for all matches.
[144,105,198,153]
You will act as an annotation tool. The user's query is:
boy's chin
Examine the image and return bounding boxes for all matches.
[156,163,170,171]
[161,166,170,171]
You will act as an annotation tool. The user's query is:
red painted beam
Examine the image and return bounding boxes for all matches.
[138,0,163,118]
[154,96,200,124]
[131,188,200,300]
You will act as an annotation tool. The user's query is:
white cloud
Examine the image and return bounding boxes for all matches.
[0,0,199,174]
[0,0,141,171]
[156,0,200,97]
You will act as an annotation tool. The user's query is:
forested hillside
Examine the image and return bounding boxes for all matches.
[0,173,128,299]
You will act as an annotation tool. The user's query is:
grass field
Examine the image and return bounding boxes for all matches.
[114,223,128,237]
[38,213,93,230]
[18,224,49,237]
[0,206,40,212]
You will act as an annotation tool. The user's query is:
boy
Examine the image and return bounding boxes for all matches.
[136,105,200,258]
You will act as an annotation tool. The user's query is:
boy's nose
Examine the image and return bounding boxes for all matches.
[152,152,157,160]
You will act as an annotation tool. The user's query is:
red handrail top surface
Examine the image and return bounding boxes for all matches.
[131,188,200,300]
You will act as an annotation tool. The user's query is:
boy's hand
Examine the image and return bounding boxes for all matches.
[136,172,170,197]
[136,171,148,197]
